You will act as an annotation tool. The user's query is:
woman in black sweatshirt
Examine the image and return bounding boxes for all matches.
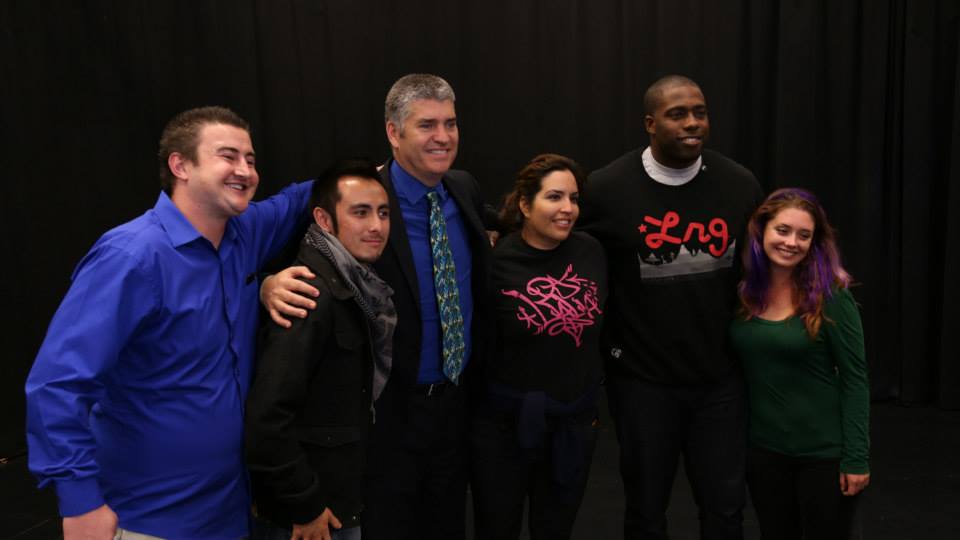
[471,154,608,540]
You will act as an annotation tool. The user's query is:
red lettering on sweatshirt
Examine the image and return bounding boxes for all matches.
[639,211,729,257]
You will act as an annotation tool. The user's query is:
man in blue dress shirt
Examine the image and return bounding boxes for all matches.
[25,106,312,540]
[261,74,492,539]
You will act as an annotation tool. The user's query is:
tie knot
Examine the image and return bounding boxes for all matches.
[427,191,441,206]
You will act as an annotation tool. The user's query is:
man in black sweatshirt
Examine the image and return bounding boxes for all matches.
[579,75,764,540]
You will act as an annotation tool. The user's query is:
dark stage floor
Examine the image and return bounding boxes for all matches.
[3,400,958,539]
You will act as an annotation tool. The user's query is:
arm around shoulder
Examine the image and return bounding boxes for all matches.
[244,179,315,267]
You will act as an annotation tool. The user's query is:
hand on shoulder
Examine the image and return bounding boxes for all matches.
[260,265,320,328]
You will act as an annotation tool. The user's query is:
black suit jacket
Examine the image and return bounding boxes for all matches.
[371,159,493,433]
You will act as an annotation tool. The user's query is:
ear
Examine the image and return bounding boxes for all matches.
[313,207,335,233]
[644,114,655,136]
[168,152,190,181]
[386,121,401,149]
[519,196,532,219]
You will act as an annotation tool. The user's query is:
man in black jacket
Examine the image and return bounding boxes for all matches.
[245,159,396,540]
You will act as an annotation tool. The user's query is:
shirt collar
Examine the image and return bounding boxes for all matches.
[153,191,238,249]
[390,160,449,205]
[641,146,703,186]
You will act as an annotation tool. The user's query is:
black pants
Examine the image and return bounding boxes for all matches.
[470,408,598,540]
[607,374,747,540]
[362,384,467,540]
[747,446,861,540]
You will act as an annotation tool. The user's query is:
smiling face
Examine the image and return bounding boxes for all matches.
[644,83,710,168]
[315,176,390,263]
[386,98,458,186]
[519,169,580,250]
[763,206,815,274]
[171,122,259,221]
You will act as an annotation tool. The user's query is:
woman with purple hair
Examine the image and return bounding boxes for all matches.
[729,188,869,539]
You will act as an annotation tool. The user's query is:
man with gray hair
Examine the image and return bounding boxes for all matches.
[262,73,492,539]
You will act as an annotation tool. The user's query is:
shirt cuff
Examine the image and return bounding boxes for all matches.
[56,477,105,517]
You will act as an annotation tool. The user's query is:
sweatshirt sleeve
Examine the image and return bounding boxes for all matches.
[823,288,870,474]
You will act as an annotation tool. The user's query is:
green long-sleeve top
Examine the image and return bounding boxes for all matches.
[729,287,869,473]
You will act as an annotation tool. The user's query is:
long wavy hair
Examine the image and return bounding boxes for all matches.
[738,188,852,338]
[498,153,585,233]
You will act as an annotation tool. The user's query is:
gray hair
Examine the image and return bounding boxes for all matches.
[384,73,456,129]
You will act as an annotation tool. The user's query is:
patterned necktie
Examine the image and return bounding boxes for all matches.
[427,191,465,384]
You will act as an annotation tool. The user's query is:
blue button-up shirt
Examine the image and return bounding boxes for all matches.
[25,182,311,539]
[390,161,473,383]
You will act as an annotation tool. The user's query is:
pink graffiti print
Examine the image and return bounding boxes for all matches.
[501,264,602,347]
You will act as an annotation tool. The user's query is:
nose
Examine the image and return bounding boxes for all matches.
[432,125,452,145]
[368,216,385,233]
[784,233,798,247]
[234,159,251,178]
[683,112,700,130]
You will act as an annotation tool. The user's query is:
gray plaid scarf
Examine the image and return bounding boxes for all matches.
[304,224,396,407]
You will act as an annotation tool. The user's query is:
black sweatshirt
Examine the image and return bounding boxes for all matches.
[489,231,608,403]
[579,148,764,385]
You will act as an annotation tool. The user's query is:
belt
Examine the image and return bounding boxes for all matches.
[412,381,455,397]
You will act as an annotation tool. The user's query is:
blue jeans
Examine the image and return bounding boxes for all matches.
[251,517,361,540]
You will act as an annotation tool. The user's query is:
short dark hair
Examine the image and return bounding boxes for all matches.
[310,158,384,231]
[499,153,585,232]
[157,106,249,194]
[643,75,701,115]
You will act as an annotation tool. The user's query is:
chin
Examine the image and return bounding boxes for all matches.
[770,260,799,272]
[429,163,452,175]
[356,252,381,264]
[227,204,250,216]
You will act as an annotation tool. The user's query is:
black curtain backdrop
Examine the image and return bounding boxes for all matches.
[1,0,957,458]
